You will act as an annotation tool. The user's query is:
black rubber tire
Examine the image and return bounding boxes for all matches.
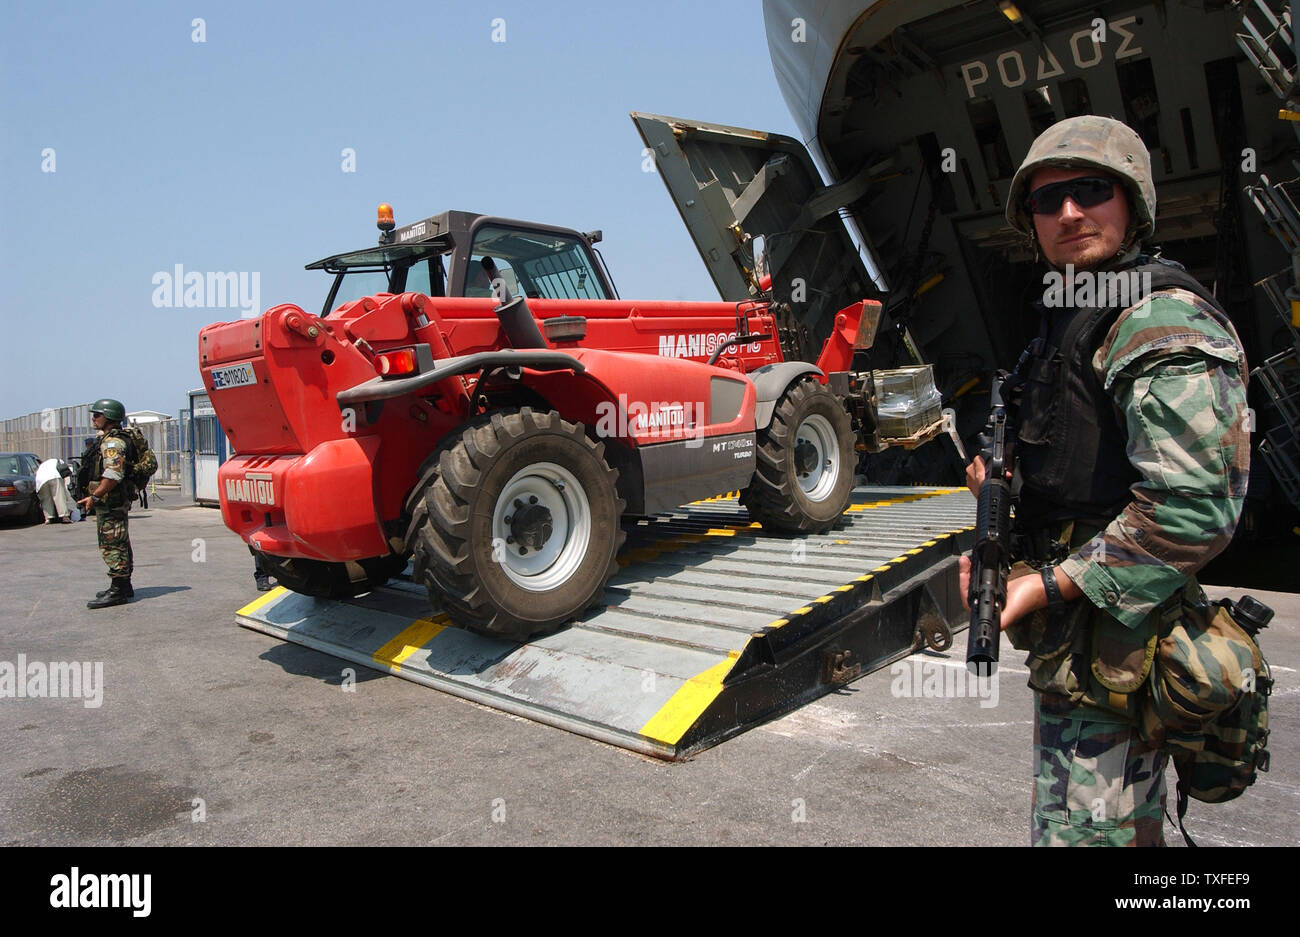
[258,552,408,600]
[741,378,855,534]
[25,495,43,525]
[405,408,625,642]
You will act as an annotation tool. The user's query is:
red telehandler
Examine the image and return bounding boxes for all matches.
[200,207,938,641]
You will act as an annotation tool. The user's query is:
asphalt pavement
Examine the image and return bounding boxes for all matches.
[1,502,1295,847]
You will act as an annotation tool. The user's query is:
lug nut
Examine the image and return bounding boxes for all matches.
[529,495,538,504]
[519,547,528,555]
[505,515,513,524]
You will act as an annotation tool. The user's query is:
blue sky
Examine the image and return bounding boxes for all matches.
[0,0,800,417]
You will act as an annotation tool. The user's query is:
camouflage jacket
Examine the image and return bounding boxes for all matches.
[1023,284,1250,720]
[94,432,130,508]
[1056,286,1249,626]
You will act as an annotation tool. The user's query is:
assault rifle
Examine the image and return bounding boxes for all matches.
[72,437,100,502]
[966,373,1015,673]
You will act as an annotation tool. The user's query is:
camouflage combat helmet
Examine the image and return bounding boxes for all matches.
[1006,115,1156,241]
[90,398,126,422]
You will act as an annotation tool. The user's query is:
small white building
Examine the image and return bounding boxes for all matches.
[187,389,229,505]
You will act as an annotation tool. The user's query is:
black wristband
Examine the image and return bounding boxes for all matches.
[1041,565,1065,608]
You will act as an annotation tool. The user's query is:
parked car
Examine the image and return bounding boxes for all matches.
[0,452,43,524]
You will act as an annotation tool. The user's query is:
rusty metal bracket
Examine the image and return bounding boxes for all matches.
[821,649,863,685]
[918,617,953,652]
[913,575,954,652]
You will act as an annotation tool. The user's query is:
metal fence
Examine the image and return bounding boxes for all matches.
[130,418,185,487]
[0,404,185,486]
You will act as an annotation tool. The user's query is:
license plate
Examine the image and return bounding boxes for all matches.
[211,361,256,390]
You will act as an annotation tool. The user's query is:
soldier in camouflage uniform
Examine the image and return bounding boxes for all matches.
[78,398,136,608]
[963,116,1249,846]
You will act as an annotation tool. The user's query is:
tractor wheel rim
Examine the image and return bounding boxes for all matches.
[491,462,591,591]
[794,413,839,501]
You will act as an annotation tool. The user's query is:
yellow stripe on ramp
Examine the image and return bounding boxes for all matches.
[639,652,740,745]
[372,616,449,672]
[237,586,288,616]
[615,521,758,566]
[845,488,964,513]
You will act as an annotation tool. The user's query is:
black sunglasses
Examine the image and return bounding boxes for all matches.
[1025,176,1117,215]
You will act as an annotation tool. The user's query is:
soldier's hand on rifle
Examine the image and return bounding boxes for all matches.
[965,455,1013,498]
[965,456,986,497]
[960,554,1083,628]
[959,554,972,609]
[959,553,1023,627]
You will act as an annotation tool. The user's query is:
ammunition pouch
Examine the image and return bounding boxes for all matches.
[1006,518,1161,721]
[1010,597,1163,720]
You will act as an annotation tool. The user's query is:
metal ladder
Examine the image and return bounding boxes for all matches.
[1246,174,1300,341]
[1236,0,1297,102]
[1237,1,1300,508]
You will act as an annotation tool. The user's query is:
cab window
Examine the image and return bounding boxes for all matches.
[326,255,446,313]
[328,270,391,312]
[467,225,608,300]
[403,260,433,297]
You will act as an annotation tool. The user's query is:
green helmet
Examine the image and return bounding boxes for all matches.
[1006,115,1156,241]
[90,398,126,422]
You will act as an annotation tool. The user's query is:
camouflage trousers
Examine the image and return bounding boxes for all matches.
[1032,695,1168,846]
[96,508,133,578]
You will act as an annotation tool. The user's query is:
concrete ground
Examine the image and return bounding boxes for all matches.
[0,502,1295,847]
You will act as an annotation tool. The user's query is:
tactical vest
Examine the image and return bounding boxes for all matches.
[1012,256,1232,531]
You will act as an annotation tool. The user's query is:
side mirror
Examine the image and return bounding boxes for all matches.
[750,234,771,294]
